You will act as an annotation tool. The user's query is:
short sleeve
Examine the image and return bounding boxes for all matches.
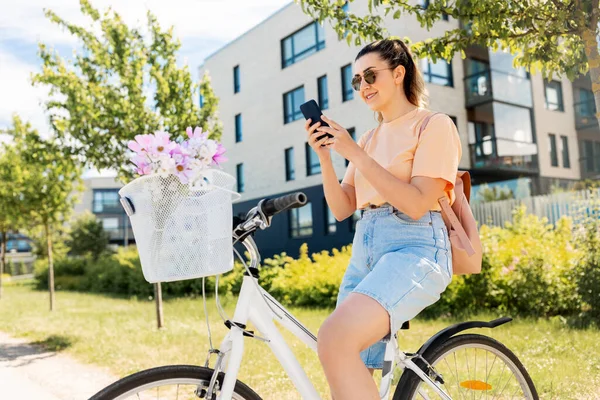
[341,130,371,187]
[411,114,462,189]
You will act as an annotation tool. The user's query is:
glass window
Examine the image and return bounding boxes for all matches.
[560,136,570,169]
[281,22,326,68]
[341,64,354,101]
[233,65,240,93]
[199,94,204,108]
[101,217,119,231]
[324,199,336,235]
[289,202,313,238]
[318,75,329,110]
[595,142,600,172]
[544,80,564,111]
[92,190,120,213]
[549,134,558,167]
[283,86,305,124]
[420,58,453,87]
[306,142,321,176]
[583,140,594,173]
[236,163,245,193]
[345,127,356,166]
[492,103,534,144]
[420,0,449,20]
[285,147,295,181]
[235,114,242,143]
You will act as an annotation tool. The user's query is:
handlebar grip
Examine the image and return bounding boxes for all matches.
[261,192,308,217]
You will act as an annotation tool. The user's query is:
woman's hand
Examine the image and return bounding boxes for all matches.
[315,115,362,162]
[305,118,334,161]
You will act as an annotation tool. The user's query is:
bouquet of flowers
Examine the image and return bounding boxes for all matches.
[127,126,227,185]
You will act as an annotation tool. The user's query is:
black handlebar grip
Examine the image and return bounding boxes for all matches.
[261,192,308,217]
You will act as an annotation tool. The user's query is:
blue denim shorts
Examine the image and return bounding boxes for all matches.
[336,204,453,369]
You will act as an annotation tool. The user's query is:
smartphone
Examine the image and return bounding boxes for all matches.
[299,99,333,142]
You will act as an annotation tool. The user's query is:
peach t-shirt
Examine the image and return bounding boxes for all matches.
[342,108,462,211]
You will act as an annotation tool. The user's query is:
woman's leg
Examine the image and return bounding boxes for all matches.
[318,292,390,400]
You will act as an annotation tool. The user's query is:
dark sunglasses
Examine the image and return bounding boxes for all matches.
[351,68,394,91]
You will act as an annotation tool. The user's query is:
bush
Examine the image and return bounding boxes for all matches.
[66,212,110,260]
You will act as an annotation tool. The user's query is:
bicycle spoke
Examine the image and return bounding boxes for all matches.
[497,369,517,399]
[473,348,477,400]
[490,361,507,400]
[454,351,465,400]
[176,384,180,400]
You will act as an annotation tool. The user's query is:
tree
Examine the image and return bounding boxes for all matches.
[66,211,110,260]
[3,115,82,311]
[298,0,598,121]
[0,146,26,299]
[478,184,515,202]
[33,0,223,181]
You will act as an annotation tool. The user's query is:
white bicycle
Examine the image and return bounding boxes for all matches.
[90,192,538,400]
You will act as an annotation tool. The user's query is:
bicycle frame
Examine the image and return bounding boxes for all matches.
[210,236,452,400]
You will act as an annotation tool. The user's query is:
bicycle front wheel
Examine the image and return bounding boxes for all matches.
[89,365,262,400]
[394,334,538,400]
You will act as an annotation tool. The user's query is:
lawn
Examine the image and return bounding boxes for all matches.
[1,282,599,399]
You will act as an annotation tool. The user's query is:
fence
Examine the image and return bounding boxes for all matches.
[471,188,600,227]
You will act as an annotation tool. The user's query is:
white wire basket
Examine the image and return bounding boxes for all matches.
[119,169,241,283]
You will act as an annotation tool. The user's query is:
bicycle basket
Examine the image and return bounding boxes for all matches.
[119,169,240,283]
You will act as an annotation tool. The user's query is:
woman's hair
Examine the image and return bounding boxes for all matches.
[355,38,428,122]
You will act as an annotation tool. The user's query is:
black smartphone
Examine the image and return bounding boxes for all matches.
[299,99,333,142]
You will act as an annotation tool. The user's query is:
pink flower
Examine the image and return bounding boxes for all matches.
[186,126,208,141]
[172,153,194,184]
[150,131,177,156]
[212,143,228,165]
[131,155,153,175]
[128,134,154,153]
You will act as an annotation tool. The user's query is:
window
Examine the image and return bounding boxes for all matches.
[199,94,204,108]
[544,80,564,111]
[341,64,354,101]
[421,0,449,21]
[449,116,458,127]
[596,142,600,173]
[324,199,336,235]
[560,136,570,169]
[100,217,119,232]
[283,86,305,124]
[289,202,313,238]
[318,75,329,110]
[235,114,242,143]
[306,142,321,175]
[345,127,356,166]
[420,59,453,87]
[350,210,361,232]
[285,147,295,181]
[281,22,325,68]
[233,65,240,93]
[92,190,120,213]
[549,134,558,167]
[236,163,245,193]
[582,140,595,173]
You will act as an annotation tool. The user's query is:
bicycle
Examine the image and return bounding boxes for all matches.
[90,192,538,400]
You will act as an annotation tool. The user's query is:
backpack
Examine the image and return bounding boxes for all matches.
[363,112,482,275]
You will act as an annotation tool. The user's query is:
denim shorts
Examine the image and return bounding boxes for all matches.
[335,204,453,369]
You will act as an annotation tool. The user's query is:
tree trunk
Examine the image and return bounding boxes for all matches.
[0,230,6,300]
[582,28,600,126]
[154,282,164,329]
[45,223,55,312]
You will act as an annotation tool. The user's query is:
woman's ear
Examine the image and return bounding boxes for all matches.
[394,65,406,85]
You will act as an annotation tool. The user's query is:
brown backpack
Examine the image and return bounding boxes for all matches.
[364,112,483,275]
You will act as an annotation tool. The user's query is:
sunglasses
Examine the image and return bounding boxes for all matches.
[351,68,394,91]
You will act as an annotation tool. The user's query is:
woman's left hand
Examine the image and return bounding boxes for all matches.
[317,115,362,162]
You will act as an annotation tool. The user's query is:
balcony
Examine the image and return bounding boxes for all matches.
[575,100,598,130]
[470,138,538,174]
[464,69,532,108]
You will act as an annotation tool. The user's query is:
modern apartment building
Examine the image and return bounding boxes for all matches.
[197,1,597,259]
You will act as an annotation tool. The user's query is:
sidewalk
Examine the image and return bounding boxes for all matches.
[0,332,117,399]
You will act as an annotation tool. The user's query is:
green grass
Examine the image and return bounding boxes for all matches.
[1,282,599,399]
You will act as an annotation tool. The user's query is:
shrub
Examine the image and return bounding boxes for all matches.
[66,211,110,260]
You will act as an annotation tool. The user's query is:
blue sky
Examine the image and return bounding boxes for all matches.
[0,0,292,137]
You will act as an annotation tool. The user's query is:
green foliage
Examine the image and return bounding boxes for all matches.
[298,0,594,82]
[478,183,515,202]
[66,211,110,260]
[33,0,222,180]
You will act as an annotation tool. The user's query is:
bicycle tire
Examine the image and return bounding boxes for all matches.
[393,334,538,400]
[88,364,262,400]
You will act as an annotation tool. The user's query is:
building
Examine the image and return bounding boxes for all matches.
[197,1,598,259]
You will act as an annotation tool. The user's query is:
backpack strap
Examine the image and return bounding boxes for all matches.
[439,196,476,256]
[418,112,441,138]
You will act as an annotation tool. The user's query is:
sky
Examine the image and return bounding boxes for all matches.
[0,0,293,144]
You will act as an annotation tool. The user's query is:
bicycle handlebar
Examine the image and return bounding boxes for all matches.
[260,192,307,218]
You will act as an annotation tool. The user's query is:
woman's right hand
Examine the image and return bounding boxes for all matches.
[305,119,333,161]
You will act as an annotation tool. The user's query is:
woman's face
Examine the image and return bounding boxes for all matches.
[353,52,404,111]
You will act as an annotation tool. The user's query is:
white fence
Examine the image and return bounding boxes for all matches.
[471,188,600,227]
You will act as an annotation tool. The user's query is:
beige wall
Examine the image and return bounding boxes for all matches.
[73,177,123,217]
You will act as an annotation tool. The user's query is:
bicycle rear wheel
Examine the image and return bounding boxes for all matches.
[394,334,538,400]
[89,365,262,400]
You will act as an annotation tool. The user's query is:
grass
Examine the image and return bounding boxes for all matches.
[1,282,599,399]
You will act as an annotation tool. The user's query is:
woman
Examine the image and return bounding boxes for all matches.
[305,38,461,399]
